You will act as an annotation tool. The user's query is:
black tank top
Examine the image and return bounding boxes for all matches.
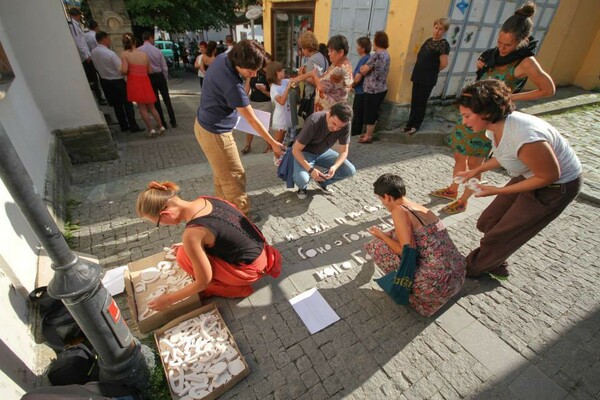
[185,198,264,265]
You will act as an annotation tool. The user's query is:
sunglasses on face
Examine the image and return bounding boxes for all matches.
[156,205,167,227]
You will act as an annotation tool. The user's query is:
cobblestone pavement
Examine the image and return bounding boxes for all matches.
[541,105,600,203]
[71,94,600,399]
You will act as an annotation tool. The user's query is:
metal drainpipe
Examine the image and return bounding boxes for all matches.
[0,125,152,390]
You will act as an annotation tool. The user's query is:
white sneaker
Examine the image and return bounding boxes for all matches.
[317,184,334,195]
[159,126,166,135]
[297,189,308,200]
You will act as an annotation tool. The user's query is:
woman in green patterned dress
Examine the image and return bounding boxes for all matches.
[431,2,555,214]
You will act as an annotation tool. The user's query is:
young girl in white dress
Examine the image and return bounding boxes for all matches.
[266,62,309,156]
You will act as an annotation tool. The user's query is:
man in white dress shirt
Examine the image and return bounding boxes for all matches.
[91,31,141,133]
[138,31,177,129]
[67,8,106,105]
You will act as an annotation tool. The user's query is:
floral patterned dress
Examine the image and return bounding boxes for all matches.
[447,59,527,157]
[314,57,353,112]
[364,207,466,317]
[363,50,390,94]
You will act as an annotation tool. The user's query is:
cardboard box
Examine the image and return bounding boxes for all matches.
[154,303,250,400]
[124,251,202,334]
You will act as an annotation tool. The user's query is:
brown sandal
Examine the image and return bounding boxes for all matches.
[241,146,251,155]
[430,187,458,200]
[441,200,467,214]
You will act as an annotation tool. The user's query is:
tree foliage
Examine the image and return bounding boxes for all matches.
[123,0,258,32]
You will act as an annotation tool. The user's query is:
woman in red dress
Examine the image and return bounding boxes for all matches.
[120,33,164,137]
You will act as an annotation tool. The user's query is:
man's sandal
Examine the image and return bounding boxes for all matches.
[441,200,467,214]
[430,187,458,201]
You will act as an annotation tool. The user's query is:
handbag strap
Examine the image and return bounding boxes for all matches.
[401,206,426,227]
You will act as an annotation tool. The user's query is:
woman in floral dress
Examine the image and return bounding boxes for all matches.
[365,174,466,317]
[431,2,555,215]
[312,35,353,112]
[356,31,391,144]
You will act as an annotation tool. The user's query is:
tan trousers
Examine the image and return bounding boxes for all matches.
[194,119,249,215]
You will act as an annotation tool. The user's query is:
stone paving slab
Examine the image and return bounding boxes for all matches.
[542,105,600,204]
[519,92,600,116]
[69,94,600,399]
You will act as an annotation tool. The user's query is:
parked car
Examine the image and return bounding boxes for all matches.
[154,40,177,65]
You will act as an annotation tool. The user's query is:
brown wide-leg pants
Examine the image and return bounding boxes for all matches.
[466,175,582,277]
[194,119,250,215]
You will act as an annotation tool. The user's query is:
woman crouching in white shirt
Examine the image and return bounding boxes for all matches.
[456,79,582,280]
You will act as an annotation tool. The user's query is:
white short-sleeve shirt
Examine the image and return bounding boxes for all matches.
[270,79,292,130]
[486,111,582,184]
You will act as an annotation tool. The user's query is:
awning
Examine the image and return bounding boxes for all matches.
[233,13,263,25]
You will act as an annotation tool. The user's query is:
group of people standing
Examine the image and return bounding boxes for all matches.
[132,2,581,319]
[68,9,177,137]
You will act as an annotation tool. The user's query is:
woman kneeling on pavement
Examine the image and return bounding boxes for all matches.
[136,181,282,311]
[364,174,466,317]
[456,79,582,280]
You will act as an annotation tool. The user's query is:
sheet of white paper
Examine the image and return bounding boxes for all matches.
[289,288,340,334]
[234,108,271,136]
[101,265,128,296]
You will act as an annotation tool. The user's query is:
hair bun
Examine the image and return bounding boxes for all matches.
[148,181,167,191]
[147,181,180,193]
[515,3,535,18]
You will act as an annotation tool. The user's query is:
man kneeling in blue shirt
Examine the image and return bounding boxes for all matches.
[292,103,356,199]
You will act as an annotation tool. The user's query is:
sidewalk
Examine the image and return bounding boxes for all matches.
[73,88,600,399]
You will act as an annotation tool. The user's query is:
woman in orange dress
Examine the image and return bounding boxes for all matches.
[120,33,164,137]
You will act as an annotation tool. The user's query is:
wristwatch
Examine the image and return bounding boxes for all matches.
[308,167,315,174]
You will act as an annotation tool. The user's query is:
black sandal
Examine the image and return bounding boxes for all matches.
[241,146,251,155]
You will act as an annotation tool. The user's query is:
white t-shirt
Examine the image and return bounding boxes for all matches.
[196,55,204,78]
[270,79,292,130]
[486,111,582,184]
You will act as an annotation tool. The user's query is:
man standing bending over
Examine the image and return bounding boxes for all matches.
[138,31,177,129]
[292,103,356,199]
[196,40,283,221]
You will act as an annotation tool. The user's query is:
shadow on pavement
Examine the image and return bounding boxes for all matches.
[216,261,436,399]
[471,307,600,399]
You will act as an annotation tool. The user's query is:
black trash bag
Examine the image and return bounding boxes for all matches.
[21,381,142,400]
[29,286,85,352]
[47,343,99,386]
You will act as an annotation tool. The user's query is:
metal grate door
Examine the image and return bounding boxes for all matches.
[436,0,559,99]
[329,0,390,67]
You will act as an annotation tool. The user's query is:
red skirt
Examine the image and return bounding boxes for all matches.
[126,64,156,104]
[176,245,282,298]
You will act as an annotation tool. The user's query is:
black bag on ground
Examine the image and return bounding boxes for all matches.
[21,381,142,400]
[29,286,85,351]
[47,343,99,385]
[298,92,315,119]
